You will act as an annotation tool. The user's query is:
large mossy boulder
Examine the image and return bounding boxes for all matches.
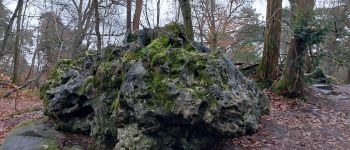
[40,23,269,149]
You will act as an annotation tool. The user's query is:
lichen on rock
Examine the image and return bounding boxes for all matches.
[40,23,269,149]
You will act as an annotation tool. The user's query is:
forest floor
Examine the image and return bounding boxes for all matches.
[219,84,350,150]
[0,87,43,143]
[1,72,350,150]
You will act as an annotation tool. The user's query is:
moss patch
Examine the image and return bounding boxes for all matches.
[19,131,43,137]
[40,139,58,150]
[13,120,36,129]
[164,22,182,36]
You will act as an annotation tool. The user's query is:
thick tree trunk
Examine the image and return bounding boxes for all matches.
[280,38,307,97]
[133,0,143,31]
[12,0,24,84]
[126,0,132,32]
[278,0,315,97]
[178,0,194,41]
[259,0,282,85]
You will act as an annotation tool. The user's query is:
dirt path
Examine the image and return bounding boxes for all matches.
[0,88,43,144]
[218,84,350,150]
[0,111,44,143]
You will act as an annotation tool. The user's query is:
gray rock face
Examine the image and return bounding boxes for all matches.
[40,23,269,149]
[0,120,64,150]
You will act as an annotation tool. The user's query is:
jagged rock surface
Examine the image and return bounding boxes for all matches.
[40,23,269,149]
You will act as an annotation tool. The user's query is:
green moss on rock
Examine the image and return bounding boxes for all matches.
[40,23,268,149]
[164,22,183,36]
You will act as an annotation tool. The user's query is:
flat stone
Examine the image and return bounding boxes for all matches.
[337,94,350,101]
[0,119,63,150]
[313,84,334,90]
[317,89,333,95]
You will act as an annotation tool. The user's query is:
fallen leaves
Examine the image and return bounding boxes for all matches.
[0,74,43,144]
[220,86,350,150]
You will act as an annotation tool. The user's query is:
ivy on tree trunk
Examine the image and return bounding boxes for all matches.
[276,0,315,98]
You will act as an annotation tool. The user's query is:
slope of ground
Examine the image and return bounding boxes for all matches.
[0,74,44,144]
[218,84,350,150]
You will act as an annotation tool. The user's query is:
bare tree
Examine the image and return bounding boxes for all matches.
[191,0,248,49]
[0,0,22,59]
[12,0,24,84]
[69,0,94,54]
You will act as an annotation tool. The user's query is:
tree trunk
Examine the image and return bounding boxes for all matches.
[72,0,93,55]
[209,0,217,49]
[133,0,143,31]
[278,0,315,98]
[126,0,132,32]
[175,1,180,22]
[258,0,282,85]
[178,0,194,41]
[94,0,102,51]
[156,0,160,27]
[25,45,38,82]
[0,0,21,59]
[347,68,350,84]
[12,0,24,84]
[193,5,204,43]
[144,0,152,28]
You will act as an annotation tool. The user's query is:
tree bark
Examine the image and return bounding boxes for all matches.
[156,0,161,27]
[0,0,21,59]
[94,0,102,51]
[133,0,143,31]
[126,0,132,32]
[72,0,93,55]
[209,0,217,49]
[178,0,194,41]
[144,0,152,28]
[278,0,315,98]
[259,0,282,85]
[12,0,24,84]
